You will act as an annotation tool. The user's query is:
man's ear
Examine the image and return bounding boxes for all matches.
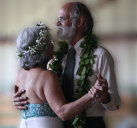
[77,16,84,28]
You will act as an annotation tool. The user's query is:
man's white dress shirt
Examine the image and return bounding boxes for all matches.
[62,38,121,117]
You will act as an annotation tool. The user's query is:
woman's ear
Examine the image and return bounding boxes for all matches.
[77,16,84,28]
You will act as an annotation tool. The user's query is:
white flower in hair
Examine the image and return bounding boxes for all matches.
[17,22,52,58]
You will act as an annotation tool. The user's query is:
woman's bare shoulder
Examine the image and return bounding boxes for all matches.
[40,70,59,86]
[40,70,57,78]
[16,68,26,80]
[17,68,25,73]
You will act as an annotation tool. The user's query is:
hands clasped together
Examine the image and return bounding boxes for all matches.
[88,74,110,104]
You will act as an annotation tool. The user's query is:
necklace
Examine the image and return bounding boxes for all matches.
[49,32,98,128]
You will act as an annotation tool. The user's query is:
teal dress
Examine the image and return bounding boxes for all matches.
[21,102,56,119]
[20,102,63,128]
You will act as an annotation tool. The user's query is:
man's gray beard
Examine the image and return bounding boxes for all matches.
[57,22,77,41]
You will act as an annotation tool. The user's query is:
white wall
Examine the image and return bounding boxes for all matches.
[0,42,18,93]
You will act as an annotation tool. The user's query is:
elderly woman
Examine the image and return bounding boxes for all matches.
[15,23,96,128]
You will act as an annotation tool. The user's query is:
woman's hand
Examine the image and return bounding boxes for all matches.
[47,57,56,70]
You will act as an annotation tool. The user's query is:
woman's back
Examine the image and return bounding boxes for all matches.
[16,67,47,104]
[16,68,64,128]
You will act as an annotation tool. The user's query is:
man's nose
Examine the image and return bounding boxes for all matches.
[56,20,61,26]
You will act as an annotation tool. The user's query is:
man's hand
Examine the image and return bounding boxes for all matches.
[92,74,111,103]
[13,85,29,110]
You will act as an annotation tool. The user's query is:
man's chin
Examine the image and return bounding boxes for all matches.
[57,35,66,40]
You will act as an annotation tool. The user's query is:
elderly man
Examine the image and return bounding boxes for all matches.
[13,2,121,128]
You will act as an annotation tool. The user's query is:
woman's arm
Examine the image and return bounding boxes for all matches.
[42,71,94,121]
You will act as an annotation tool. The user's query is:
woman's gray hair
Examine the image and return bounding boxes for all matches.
[69,2,94,35]
[16,26,51,70]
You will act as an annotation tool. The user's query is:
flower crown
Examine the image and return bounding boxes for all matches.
[17,22,52,58]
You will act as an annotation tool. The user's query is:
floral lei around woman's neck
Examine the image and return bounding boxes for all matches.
[17,22,52,58]
[49,32,98,128]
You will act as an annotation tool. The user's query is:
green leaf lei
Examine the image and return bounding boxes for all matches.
[49,32,98,128]
[49,40,68,76]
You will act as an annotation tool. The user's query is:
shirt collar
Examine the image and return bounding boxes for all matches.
[68,37,84,51]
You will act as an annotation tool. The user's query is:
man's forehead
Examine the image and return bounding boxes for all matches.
[58,4,73,18]
[58,8,70,18]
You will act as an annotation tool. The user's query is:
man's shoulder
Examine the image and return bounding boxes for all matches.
[94,45,111,57]
[94,45,114,63]
[95,45,108,53]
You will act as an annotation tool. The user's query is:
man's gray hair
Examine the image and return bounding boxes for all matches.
[70,2,94,35]
[16,26,51,70]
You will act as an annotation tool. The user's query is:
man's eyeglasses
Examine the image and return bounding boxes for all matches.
[57,16,76,23]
